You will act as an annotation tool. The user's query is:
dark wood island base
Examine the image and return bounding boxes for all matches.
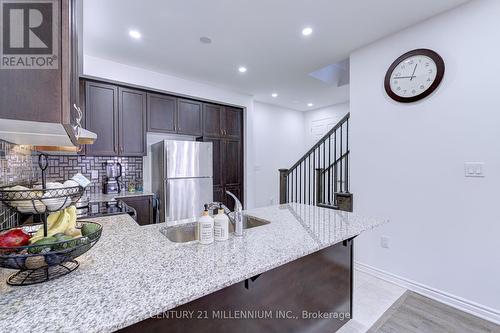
[118,239,354,333]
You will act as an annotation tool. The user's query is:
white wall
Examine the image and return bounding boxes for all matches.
[350,0,500,320]
[303,103,349,148]
[252,102,306,207]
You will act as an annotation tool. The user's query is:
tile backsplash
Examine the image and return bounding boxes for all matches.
[0,140,37,229]
[42,155,143,194]
[0,138,144,227]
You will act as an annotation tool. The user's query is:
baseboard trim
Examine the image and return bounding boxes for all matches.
[355,261,500,325]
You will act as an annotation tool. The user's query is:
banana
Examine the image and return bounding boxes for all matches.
[49,211,70,236]
[64,206,81,238]
[29,210,64,243]
[47,210,62,229]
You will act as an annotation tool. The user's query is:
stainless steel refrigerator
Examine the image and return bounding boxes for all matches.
[151,140,213,223]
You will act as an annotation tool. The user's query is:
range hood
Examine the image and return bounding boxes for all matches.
[0,106,97,153]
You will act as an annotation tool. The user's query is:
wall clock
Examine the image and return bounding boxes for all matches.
[384,49,445,103]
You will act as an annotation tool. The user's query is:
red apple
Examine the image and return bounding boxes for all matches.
[0,228,31,248]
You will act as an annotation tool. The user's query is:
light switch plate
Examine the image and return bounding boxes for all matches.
[381,236,390,249]
[91,170,99,180]
[464,162,484,177]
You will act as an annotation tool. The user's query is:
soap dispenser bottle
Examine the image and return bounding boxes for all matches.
[214,204,229,241]
[199,204,214,245]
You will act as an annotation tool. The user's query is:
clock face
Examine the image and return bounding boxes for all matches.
[384,49,444,103]
[390,55,437,98]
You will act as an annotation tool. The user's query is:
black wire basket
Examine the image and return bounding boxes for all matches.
[0,221,102,286]
[0,185,84,214]
[0,154,101,286]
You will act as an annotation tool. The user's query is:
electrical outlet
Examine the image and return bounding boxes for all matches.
[91,170,99,180]
[380,236,390,249]
[464,162,484,177]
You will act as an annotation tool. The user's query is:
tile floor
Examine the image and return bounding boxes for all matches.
[337,269,407,333]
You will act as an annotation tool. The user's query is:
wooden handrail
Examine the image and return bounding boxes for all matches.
[321,151,349,175]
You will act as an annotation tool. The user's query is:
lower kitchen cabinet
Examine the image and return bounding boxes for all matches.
[119,195,153,226]
[117,240,353,333]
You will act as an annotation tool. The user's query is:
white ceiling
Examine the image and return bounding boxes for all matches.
[83,0,469,111]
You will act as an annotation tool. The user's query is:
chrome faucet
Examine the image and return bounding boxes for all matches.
[206,191,243,237]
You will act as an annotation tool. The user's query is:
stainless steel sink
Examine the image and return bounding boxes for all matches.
[163,215,270,243]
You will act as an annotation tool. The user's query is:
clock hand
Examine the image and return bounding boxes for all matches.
[393,76,415,79]
[410,64,418,81]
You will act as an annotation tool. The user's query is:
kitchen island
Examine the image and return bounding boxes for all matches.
[0,203,386,333]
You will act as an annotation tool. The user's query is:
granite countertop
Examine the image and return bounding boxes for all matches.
[86,191,154,203]
[0,203,387,333]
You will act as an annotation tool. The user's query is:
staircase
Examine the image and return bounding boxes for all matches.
[279,113,352,211]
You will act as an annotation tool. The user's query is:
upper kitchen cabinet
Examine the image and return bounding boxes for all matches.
[177,99,202,136]
[85,82,119,156]
[119,88,147,156]
[147,93,177,133]
[0,0,79,124]
[84,81,147,156]
[222,106,243,139]
[202,104,243,140]
[203,104,223,137]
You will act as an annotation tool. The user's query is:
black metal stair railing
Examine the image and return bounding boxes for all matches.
[279,113,352,211]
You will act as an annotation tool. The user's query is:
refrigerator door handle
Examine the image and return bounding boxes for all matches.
[165,180,170,220]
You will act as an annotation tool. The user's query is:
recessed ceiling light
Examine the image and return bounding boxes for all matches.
[302,27,313,36]
[307,103,314,107]
[200,36,212,44]
[271,93,278,98]
[238,66,247,73]
[129,30,141,39]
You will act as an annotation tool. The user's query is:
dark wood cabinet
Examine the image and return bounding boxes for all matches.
[147,93,177,133]
[223,106,243,139]
[147,94,203,137]
[84,82,146,156]
[213,185,225,207]
[118,240,353,333]
[118,88,147,156]
[202,104,243,139]
[203,104,223,137]
[119,195,153,226]
[200,105,243,208]
[201,136,243,210]
[177,99,202,136]
[0,0,78,125]
[223,140,242,187]
[85,82,119,156]
[81,77,244,206]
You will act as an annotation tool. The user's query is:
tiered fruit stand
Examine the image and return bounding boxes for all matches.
[0,154,102,286]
